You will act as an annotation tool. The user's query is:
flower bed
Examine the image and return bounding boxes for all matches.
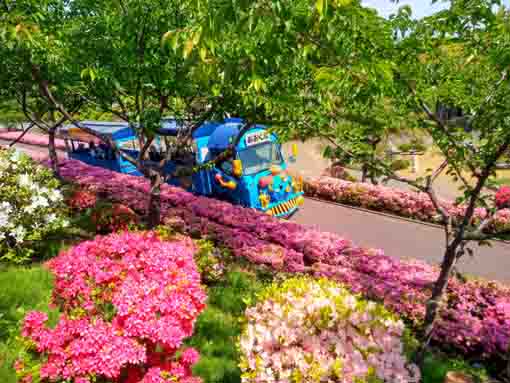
[53,159,510,361]
[0,130,67,150]
[17,231,206,383]
[240,277,420,383]
[304,176,510,232]
[0,149,68,263]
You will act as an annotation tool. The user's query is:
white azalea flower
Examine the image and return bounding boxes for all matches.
[30,195,49,209]
[48,189,63,202]
[0,202,12,215]
[23,204,36,214]
[46,213,57,223]
[0,211,10,228]
[18,173,32,188]
[12,226,26,243]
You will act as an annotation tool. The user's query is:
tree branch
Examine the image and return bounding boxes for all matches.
[8,122,35,147]
[427,159,448,188]
[471,69,508,122]
[16,91,49,131]
[31,64,140,168]
[455,140,510,244]
[408,84,479,178]
[139,136,154,162]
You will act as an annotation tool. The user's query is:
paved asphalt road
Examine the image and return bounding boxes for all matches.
[291,198,510,283]
[4,139,509,283]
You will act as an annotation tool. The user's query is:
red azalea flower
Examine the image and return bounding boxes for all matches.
[495,186,510,209]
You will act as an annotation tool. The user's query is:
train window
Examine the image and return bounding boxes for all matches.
[219,160,233,175]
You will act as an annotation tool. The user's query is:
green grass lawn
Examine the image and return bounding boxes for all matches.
[0,265,57,383]
[188,270,268,383]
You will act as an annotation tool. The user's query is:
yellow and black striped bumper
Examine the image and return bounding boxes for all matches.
[266,195,304,217]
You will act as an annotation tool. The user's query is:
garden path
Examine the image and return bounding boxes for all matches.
[292,198,510,283]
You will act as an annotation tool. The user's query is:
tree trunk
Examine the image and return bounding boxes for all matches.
[48,127,60,178]
[361,164,368,183]
[417,239,459,363]
[148,172,162,229]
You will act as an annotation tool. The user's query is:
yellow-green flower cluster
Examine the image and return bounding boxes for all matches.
[240,277,420,383]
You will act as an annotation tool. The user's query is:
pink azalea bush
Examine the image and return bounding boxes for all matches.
[240,277,420,383]
[489,209,510,233]
[304,176,510,230]
[50,159,510,361]
[16,232,206,383]
[0,130,67,150]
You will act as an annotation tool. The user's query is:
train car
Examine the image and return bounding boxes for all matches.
[61,118,304,217]
[60,121,141,176]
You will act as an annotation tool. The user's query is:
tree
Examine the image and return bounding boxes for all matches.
[264,0,431,184]
[392,0,510,358]
[0,0,85,177]
[43,0,234,227]
[295,0,510,363]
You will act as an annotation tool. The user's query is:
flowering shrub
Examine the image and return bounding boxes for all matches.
[0,130,67,150]
[52,159,510,360]
[240,277,420,383]
[66,189,98,211]
[90,202,139,233]
[304,176,510,231]
[495,186,510,209]
[17,232,206,383]
[0,149,68,263]
[489,209,510,233]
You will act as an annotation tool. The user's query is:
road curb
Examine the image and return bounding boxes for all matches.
[304,196,510,245]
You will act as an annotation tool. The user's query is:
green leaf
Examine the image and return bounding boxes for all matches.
[161,30,174,50]
[316,0,325,18]
[335,0,352,6]
[199,47,207,62]
[183,38,194,59]
[80,68,96,82]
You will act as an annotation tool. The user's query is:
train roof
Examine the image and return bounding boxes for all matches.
[60,117,260,146]
[61,121,135,141]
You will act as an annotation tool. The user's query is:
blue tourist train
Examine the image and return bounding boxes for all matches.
[60,118,304,218]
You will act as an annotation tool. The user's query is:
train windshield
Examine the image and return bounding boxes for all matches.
[238,142,282,175]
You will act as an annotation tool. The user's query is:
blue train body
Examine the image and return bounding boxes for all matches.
[61,118,304,217]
